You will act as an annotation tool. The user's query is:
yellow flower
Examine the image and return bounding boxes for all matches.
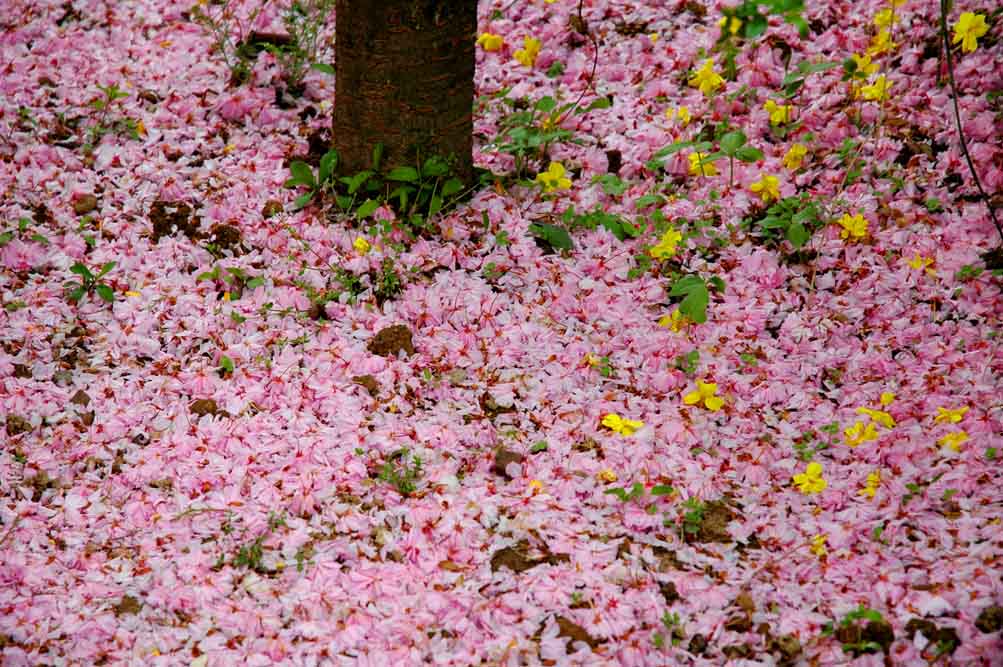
[874,8,896,28]
[880,392,895,407]
[717,16,742,35]
[837,213,869,240]
[650,227,683,259]
[851,53,879,76]
[683,380,725,411]
[938,431,969,452]
[749,174,781,203]
[353,236,371,254]
[597,469,618,483]
[792,462,827,494]
[514,36,542,68]
[584,352,601,367]
[783,143,808,170]
[859,470,881,499]
[688,151,719,177]
[860,74,891,102]
[810,533,828,556]
[124,290,142,297]
[906,253,936,277]
[844,420,878,447]
[649,33,659,44]
[763,99,793,125]
[658,308,688,332]
[934,406,969,424]
[856,407,896,429]
[953,12,988,53]
[668,105,691,126]
[602,413,645,436]
[689,59,725,96]
[528,479,544,493]
[867,30,897,56]
[477,32,504,52]
[535,161,572,192]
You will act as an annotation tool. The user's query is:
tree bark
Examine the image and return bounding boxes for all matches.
[334,0,476,183]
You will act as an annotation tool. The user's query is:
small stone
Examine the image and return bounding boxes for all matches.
[366,325,415,358]
[69,389,91,406]
[73,194,98,215]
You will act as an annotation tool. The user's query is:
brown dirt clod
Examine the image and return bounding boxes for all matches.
[366,325,415,358]
[150,200,198,241]
[73,194,98,216]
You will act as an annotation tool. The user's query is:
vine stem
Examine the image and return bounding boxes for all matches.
[938,0,1003,244]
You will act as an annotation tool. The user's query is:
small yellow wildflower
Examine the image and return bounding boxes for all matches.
[851,53,879,76]
[688,59,725,96]
[880,392,896,407]
[528,479,544,493]
[856,407,896,429]
[353,237,371,254]
[535,161,572,192]
[859,470,881,499]
[667,105,692,126]
[953,12,989,53]
[750,174,781,203]
[906,253,936,277]
[763,99,793,125]
[934,406,969,424]
[222,291,231,302]
[602,413,645,436]
[683,380,725,411]
[476,32,504,52]
[783,143,808,170]
[837,213,869,240]
[649,33,659,44]
[874,8,896,28]
[124,290,142,297]
[688,152,719,177]
[792,462,827,494]
[867,30,897,57]
[860,74,891,102]
[717,16,742,35]
[810,533,828,557]
[938,431,969,452]
[584,352,601,367]
[597,469,618,483]
[844,420,879,447]
[514,36,542,68]
[658,308,688,332]
[650,227,683,259]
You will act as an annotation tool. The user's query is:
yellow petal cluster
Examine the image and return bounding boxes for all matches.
[793,462,827,494]
[602,413,644,436]
[683,380,724,411]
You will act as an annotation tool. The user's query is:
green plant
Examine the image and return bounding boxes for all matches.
[66,261,116,304]
[680,498,706,537]
[232,534,267,571]
[561,204,643,241]
[746,194,823,250]
[674,350,700,375]
[782,60,839,98]
[716,130,763,188]
[83,84,138,153]
[373,258,402,305]
[263,0,334,93]
[667,274,724,324]
[821,606,889,657]
[488,93,610,178]
[191,0,272,86]
[721,0,809,40]
[196,264,265,300]
[792,423,838,461]
[379,448,424,496]
[1,216,49,247]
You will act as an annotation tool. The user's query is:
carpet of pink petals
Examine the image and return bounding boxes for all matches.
[2,0,1002,665]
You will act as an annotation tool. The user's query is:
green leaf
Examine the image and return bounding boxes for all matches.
[734,146,764,162]
[786,221,810,248]
[97,261,116,277]
[635,194,664,209]
[719,131,747,154]
[651,484,674,496]
[529,222,574,251]
[68,286,85,302]
[95,284,115,303]
[371,143,384,171]
[285,161,316,189]
[582,96,612,112]
[245,277,264,290]
[441,177,463,198]
[529,441,548,454]
[310,62,335,75]
[386,166,419,182]
[680,286,709,323]
[593,174,628,196]
[708,276,726,293]
[0,231,13,245]
[341,170,373,195]
[292,192,314,210]
[220,355,235,373]
[428,194,443,217]
[787,14,809,38]
[422,157,450,178]
[534,96,557,112]
[69,262,93,279]
[318,150,339,184]
[745,14,768,38]
[545,61,565,78]
[668,274,705,296]
[355,199,380,218]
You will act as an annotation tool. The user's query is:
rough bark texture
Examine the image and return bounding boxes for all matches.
[334,0,476,183]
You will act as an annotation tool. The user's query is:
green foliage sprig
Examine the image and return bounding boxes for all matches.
[66,261,116,304]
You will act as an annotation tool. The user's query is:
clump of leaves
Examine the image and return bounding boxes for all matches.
[372,257,402,305]
[379,448,423,497]
[232,534,267,571]
[720,0,809,42]
[83,83,139,154]
[1,217,50,248]
[66,261,116,305]
[562,203,644,241]
[191,0,270,86]
[667,274,725,324]
[680,498,706,537]
[822,606,895,657]
[745,194,823,250]
[263,0,334,94]
[196,263,265,300]
[488,93,611,179]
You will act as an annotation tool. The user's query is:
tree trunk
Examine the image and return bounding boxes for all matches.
[333,0,476,183]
